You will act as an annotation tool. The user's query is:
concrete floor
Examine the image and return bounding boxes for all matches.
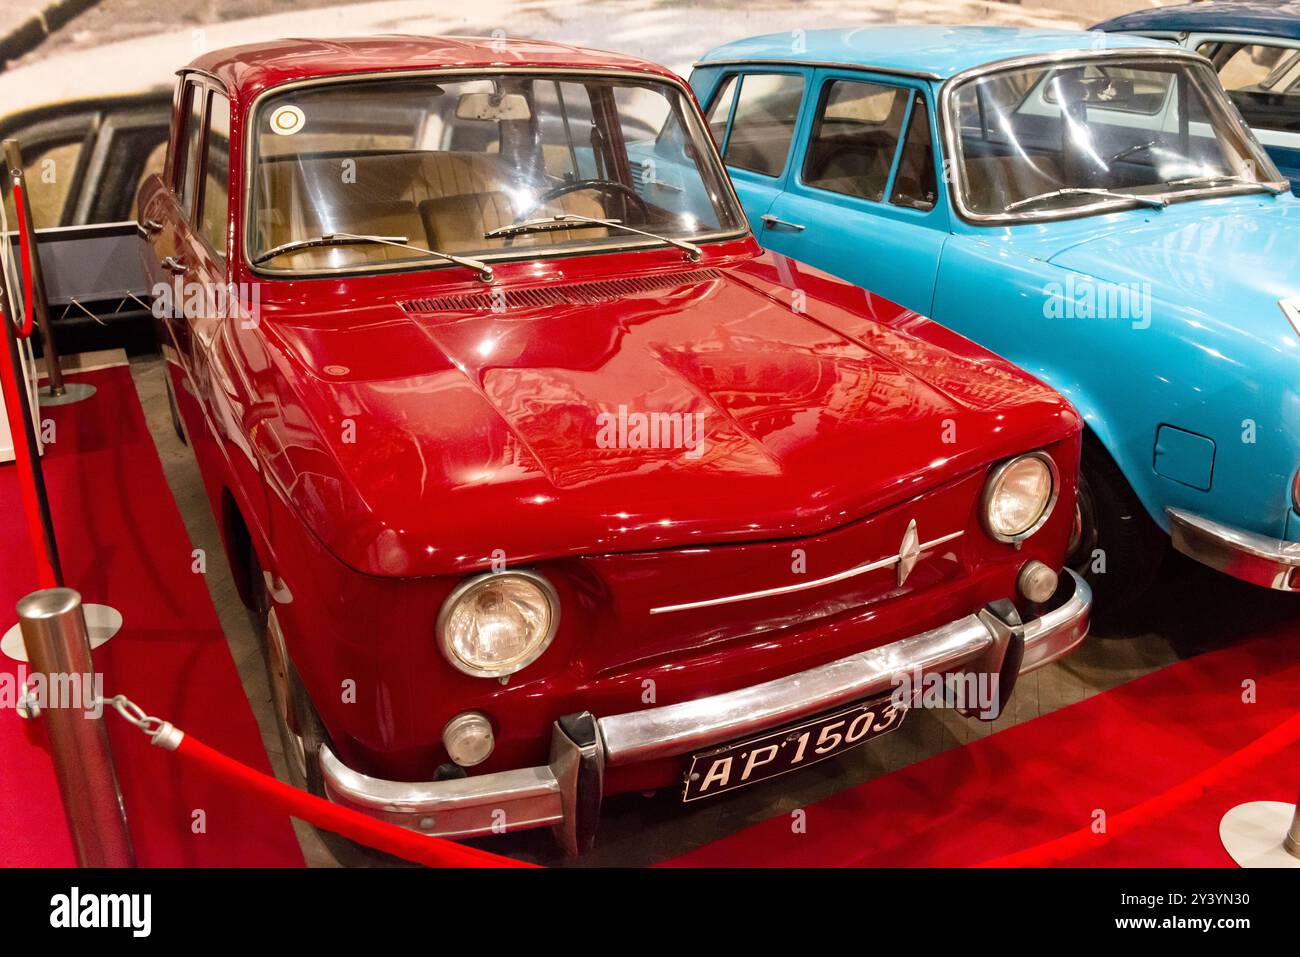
[127,353,1297,867]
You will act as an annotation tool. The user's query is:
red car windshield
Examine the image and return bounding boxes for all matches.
[248,72,746,273]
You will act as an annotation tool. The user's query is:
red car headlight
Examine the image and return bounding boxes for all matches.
[982,452,1059,544]
[436,570,559,678]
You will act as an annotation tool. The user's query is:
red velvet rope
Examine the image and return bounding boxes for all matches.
[976,710,1300,867]
[172,733,538,868]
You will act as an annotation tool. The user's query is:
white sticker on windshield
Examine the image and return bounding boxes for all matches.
[269,105,305,136]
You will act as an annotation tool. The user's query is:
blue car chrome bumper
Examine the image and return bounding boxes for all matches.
[1168,508,1300,591]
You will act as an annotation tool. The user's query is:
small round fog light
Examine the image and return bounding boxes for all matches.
[1018,560,1059,603]
[442,712,494,767]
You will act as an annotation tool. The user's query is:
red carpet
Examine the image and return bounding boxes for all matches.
[662,623,1300,867]
[1,364,303,866]
[4,364,1296,870]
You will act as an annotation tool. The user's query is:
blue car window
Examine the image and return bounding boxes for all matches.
[803,79,910,201]
[704,74,738,147]
[1042,64,1173,116]
[951,57,1280,218]
[889,92,937,211]
[718,73,805,177]
[1198,41,1300,134]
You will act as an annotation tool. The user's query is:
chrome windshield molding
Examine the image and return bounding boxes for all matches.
[1282,297,1300,339]
[693,57,942,81]
[1168,508,1300,591]
[319,747,563,839]
[649,530,963,615]
[937,47,1285,226]
[315,569,1091,852]
[241,66,751,279]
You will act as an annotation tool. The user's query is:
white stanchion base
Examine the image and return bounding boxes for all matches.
[38,382,97,406]
[1,603,123,662]
[1219,801,1300,868]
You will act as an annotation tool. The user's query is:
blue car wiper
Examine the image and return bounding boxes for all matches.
[1162,174,1288,196]
[1004,187,1168,212]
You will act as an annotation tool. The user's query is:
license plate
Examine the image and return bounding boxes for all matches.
[681,698,907,802]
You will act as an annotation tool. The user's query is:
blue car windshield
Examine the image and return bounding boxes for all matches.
[949,56,1285,219]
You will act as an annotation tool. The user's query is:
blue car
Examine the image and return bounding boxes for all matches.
[690,26,1300,608]
[1095,1,1300,193]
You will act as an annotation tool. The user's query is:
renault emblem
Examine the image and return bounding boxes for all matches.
[897,519,921,588]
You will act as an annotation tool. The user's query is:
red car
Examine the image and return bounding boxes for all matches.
[138,35,1091,854]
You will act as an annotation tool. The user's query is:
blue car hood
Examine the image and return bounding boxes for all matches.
[1039,196,1300,334]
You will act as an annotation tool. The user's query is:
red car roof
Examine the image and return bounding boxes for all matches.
[187,35,681,102]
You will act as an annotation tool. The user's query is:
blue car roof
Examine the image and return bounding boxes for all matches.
[1095,2,1300,41]
[695,25,1175,80]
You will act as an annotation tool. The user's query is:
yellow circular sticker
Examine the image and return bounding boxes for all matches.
[269,105,305,136]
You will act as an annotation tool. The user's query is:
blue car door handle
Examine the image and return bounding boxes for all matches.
[761,214,806,232]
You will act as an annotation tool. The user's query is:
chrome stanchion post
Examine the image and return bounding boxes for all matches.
[18,587,134,867]
[1220,789,1300,868]
[0,221,62,586]
[3,138,65,399]
[1285,792,1300,860]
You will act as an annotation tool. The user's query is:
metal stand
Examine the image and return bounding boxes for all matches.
[1220,795,1300,868]
[0,223,62,586]
[37,381,97,405]
[4,140,62,393]
[2,602,122,661]
[18,587,134,866]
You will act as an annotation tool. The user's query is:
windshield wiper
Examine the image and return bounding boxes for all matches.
[485,214,702,261]
[1004,187,1168,213]
[1163,174,1288,195]
[254,232,494,280]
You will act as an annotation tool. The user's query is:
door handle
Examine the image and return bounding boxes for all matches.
[161,255,188,276]
[760,214,806,232]
[137,217,163,238]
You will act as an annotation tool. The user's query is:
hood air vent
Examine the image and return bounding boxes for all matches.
[400,269,722,314]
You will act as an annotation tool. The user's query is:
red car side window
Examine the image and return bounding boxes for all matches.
[176,82,205,220]
[199,91,231,257]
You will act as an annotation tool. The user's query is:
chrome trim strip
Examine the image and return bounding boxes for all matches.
[648,530,963,615]
[612,568,1090,765]
[1281,297,1300,339]
[937,48,1287,226]
[1168,508,1300,591]
[240,66,751,280]
[319,748,564,839]
[599,611,993,766]
[316,570,1092,848]
[1020,570,1092,673]
[693,57,943,81]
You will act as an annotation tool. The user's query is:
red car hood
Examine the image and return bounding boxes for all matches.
[260,255,1078,576]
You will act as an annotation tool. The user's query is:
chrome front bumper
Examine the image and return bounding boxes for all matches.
[320,570,1092,855]
[1168,508,1300,591]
